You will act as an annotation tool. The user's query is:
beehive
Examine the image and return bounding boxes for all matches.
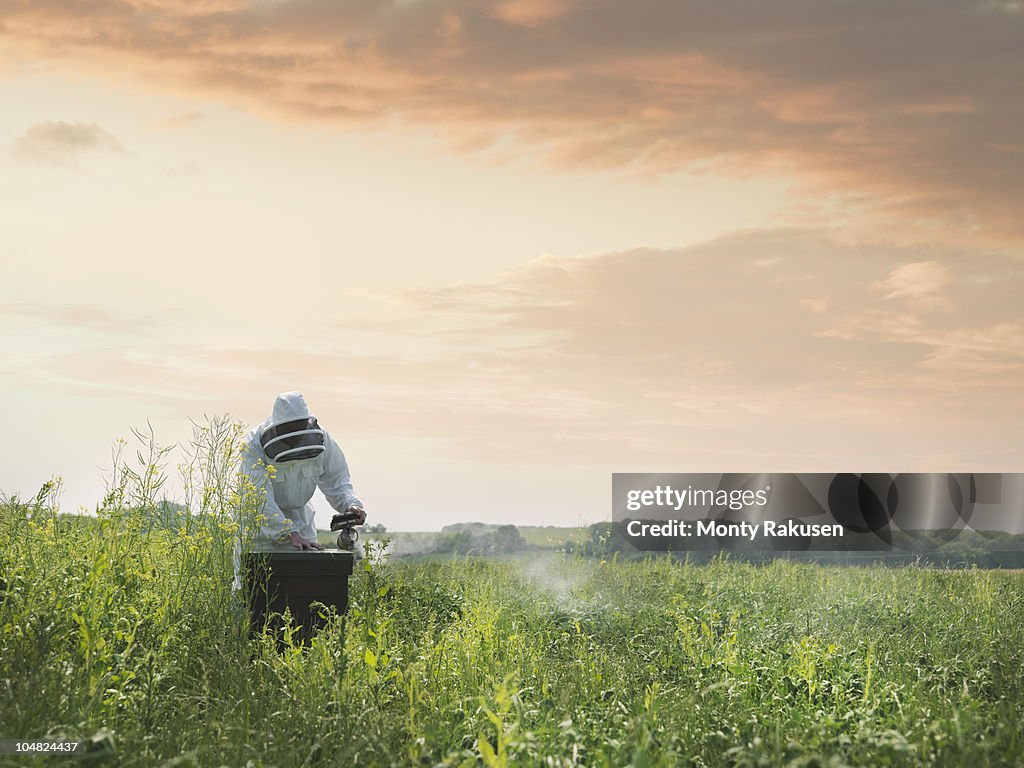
[243,547,355,642]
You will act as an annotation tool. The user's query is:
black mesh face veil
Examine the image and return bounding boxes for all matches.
[260,417,326,462]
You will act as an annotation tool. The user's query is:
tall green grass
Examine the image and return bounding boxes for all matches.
[1,422,1022,766]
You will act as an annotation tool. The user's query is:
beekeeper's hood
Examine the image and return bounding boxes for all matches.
[270,391,312,427]
[260,391,326,463]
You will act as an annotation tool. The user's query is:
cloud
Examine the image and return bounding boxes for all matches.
[10,121,124,165]
[799,298,828,313]
[125,0,248,14]
[491,0,578,27]
[1,2,1022,242]
[18,230,1024,468]
[392,230,1024,389]
[0,303,152,333]
[872,261,950,308]
[154,111,204,130]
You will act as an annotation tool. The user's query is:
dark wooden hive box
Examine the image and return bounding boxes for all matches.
[243,547,355,642]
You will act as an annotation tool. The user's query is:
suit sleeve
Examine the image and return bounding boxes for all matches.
[238,440,298,541]
[318,433,363,513]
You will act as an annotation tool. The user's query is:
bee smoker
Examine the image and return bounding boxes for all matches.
[329,510,362,551]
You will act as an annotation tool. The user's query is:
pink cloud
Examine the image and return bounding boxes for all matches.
[2,1,1021,242]
[15,230,1024,468]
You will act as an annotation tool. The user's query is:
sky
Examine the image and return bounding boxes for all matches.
[1,0,1022,531]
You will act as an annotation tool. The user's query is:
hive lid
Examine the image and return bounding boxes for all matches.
[245,546,355,561]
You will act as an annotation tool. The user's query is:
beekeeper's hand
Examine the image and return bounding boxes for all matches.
[288,532,322,550]
[347,506,367,526]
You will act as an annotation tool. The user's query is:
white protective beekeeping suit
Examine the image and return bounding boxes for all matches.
[238,392,363,545]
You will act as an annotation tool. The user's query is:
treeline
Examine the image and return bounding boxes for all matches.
[430,523,526,555]
[564,523,1024,567]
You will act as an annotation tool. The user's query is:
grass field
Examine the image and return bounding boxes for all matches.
[2,427,1022,766]
[517,526,587,549]
[3,496,1023,767]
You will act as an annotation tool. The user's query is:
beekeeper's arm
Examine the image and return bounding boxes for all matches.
[238,442,298,542]
[318,433,365,520]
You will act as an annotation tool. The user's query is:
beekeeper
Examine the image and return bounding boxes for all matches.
[239,391,366,550]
